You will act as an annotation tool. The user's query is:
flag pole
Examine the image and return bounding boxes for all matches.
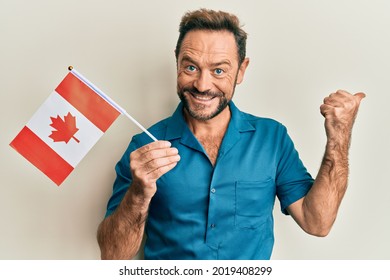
[68,66,158,142]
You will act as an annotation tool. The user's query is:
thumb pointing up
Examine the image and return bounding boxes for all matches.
[354,92,366,103]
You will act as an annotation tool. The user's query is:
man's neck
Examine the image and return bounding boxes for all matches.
[184,106,231,165]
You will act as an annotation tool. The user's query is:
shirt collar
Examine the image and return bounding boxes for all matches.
[219,101,255,157]
[165,102,189,141]
[228,101,256,133]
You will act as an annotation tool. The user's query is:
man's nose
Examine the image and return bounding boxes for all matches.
[193,71,212,93]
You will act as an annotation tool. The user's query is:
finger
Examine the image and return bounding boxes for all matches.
[149,162,179,180]
[354,92,366,102]
[142,147,179,163]
[334,89,351,96]
[320,103,332,117]
[320,103,341,119]
[131,141,171,159]
[131,147,179,174]
[144,154,181,177]
[139,140,171,153]
[324,90,360,107]
[330,90,353,100]
[323,96,344,107]
[131,152,180,180]
[333,90,366,103]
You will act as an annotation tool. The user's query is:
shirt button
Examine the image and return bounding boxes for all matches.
[210,224,216,228]
[211,188,216,193]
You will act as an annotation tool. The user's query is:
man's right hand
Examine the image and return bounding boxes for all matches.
[97,140,179,260]
[129,141,180,199]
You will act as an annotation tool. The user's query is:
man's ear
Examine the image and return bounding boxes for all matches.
[236,58,250,85]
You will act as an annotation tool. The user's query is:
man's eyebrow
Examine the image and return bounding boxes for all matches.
[180,55,198,65]
[180,55,232,67]
[210,60,232,68]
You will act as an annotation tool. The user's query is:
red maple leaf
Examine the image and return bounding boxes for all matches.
[49,112,80,143]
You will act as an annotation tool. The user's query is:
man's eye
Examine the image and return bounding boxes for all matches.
[214,68,224,75]
[186,65,197,72]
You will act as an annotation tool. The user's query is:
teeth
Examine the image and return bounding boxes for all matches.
[194,94,213,101]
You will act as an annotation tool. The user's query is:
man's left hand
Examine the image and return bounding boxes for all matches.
[320,89,366,140]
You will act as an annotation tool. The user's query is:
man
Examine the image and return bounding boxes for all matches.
[97,9,365,260]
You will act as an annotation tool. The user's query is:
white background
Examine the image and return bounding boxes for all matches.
[1,0,389,259]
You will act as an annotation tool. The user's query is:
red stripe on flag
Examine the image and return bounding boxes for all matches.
[10,126,74,186]
[55,73,120,132]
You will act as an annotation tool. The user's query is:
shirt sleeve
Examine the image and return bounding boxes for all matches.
[104,136,140,217]
[275,125,314,215]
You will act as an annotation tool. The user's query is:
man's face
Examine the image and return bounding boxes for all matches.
[177,30,248,121]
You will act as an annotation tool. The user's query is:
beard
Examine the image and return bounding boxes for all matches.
[177,87,232,121]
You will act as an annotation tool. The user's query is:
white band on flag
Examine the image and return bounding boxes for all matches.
[69,67,158,142]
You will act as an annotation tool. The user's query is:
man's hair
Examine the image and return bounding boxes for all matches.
[175,9,247,65]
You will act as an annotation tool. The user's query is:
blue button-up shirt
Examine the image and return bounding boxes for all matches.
[105,102,314,259]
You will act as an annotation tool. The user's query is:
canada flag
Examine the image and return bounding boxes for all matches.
[10,71,120,185]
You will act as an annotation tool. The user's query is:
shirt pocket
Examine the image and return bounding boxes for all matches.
[235,179,275,229]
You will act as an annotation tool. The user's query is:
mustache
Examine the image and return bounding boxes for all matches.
[181,87,223,98]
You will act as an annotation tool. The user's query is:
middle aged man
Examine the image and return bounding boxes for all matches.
[97,9,365,260]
